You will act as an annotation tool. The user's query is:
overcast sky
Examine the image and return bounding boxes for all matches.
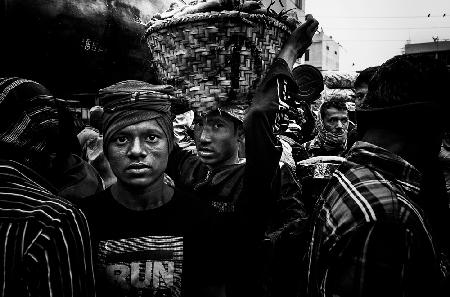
[306,0,450,71]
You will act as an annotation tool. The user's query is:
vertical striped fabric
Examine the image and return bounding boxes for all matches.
[0,159,96,297]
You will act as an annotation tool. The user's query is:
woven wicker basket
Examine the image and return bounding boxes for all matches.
[145,11,292,113]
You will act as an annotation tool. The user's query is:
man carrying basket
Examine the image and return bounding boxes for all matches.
[165,15,319,297]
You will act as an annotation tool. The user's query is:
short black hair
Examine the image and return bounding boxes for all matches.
[363,55,448,109]
[354,66,379,88]
[357,55,450,133]
[320,97,348,120]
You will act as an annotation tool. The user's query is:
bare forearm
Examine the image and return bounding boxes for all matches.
[277,15,318,70]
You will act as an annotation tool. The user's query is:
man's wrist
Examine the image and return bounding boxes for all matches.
[277,47,297,70]
[277,44,308,70]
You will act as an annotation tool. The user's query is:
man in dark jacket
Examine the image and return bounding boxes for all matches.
[166,16,319,297]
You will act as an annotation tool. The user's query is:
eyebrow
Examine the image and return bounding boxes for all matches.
[329,115,349,119]
[117,127,164,136]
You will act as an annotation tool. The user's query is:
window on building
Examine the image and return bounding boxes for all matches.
[305,49,309,61]
[326,45,330,50]
[295,0,302,9]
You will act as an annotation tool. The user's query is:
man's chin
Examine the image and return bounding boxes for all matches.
[198,155,217,165]
[118,177,160,190]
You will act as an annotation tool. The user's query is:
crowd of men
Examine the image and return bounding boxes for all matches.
[1,15,450,297]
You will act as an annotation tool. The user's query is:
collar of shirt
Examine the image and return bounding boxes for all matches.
[346,141,422,190]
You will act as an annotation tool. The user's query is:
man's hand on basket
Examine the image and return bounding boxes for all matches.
[278,14,319,70]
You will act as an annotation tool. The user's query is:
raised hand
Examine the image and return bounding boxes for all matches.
[278,14,319,70]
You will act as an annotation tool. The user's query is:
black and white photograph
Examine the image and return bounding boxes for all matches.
[1,0,449,296]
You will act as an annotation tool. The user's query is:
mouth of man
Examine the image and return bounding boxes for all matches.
[197,148,215,157]
[126,163,151,174]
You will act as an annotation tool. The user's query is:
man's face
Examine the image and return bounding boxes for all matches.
[355,83,369,106]
[323,107,349,134]
[107,120,168,189]
[194,113,242,168]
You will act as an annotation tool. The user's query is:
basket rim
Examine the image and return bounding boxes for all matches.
[145,10,293,37]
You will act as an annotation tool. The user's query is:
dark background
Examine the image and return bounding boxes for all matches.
[1,0,170,105]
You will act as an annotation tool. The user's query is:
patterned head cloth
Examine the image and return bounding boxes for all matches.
[99,80,175,156]
[219,105,247,123]
[0,77,60,165]
[195,104,247,124]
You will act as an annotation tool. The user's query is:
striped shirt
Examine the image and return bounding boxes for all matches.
[306,141,445,297]
[0,159,96,297]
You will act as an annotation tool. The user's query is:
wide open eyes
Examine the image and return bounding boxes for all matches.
[114,136,128,145]
[145,135,160,143]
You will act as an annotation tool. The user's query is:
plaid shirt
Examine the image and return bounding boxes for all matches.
[306,141,445,297]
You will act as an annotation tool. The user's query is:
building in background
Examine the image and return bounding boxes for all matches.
[299,29,340,71]
[261,0,342,71]
[404,40,450,68]
[262,0,305,20]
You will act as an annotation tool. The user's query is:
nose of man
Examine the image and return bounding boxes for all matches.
[334,120,346,133]
[128,138,147,157]
[199,126,212,144]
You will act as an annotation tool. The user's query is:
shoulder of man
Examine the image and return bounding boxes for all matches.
[0,159,84,216]
[317,159,426,243]
[167,144,202,181]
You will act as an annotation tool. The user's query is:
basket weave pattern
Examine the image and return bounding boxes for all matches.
[146,11,292,112]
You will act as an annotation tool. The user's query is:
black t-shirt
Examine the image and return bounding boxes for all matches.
[79,187,220,297]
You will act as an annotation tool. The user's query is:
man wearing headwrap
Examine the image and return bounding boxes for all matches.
[0,77,96,297]
[298,97,350,160]
[166,17,319,297]
[79,80,224,297]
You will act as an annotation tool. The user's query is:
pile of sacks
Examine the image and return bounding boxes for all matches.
[322,71,358,111]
